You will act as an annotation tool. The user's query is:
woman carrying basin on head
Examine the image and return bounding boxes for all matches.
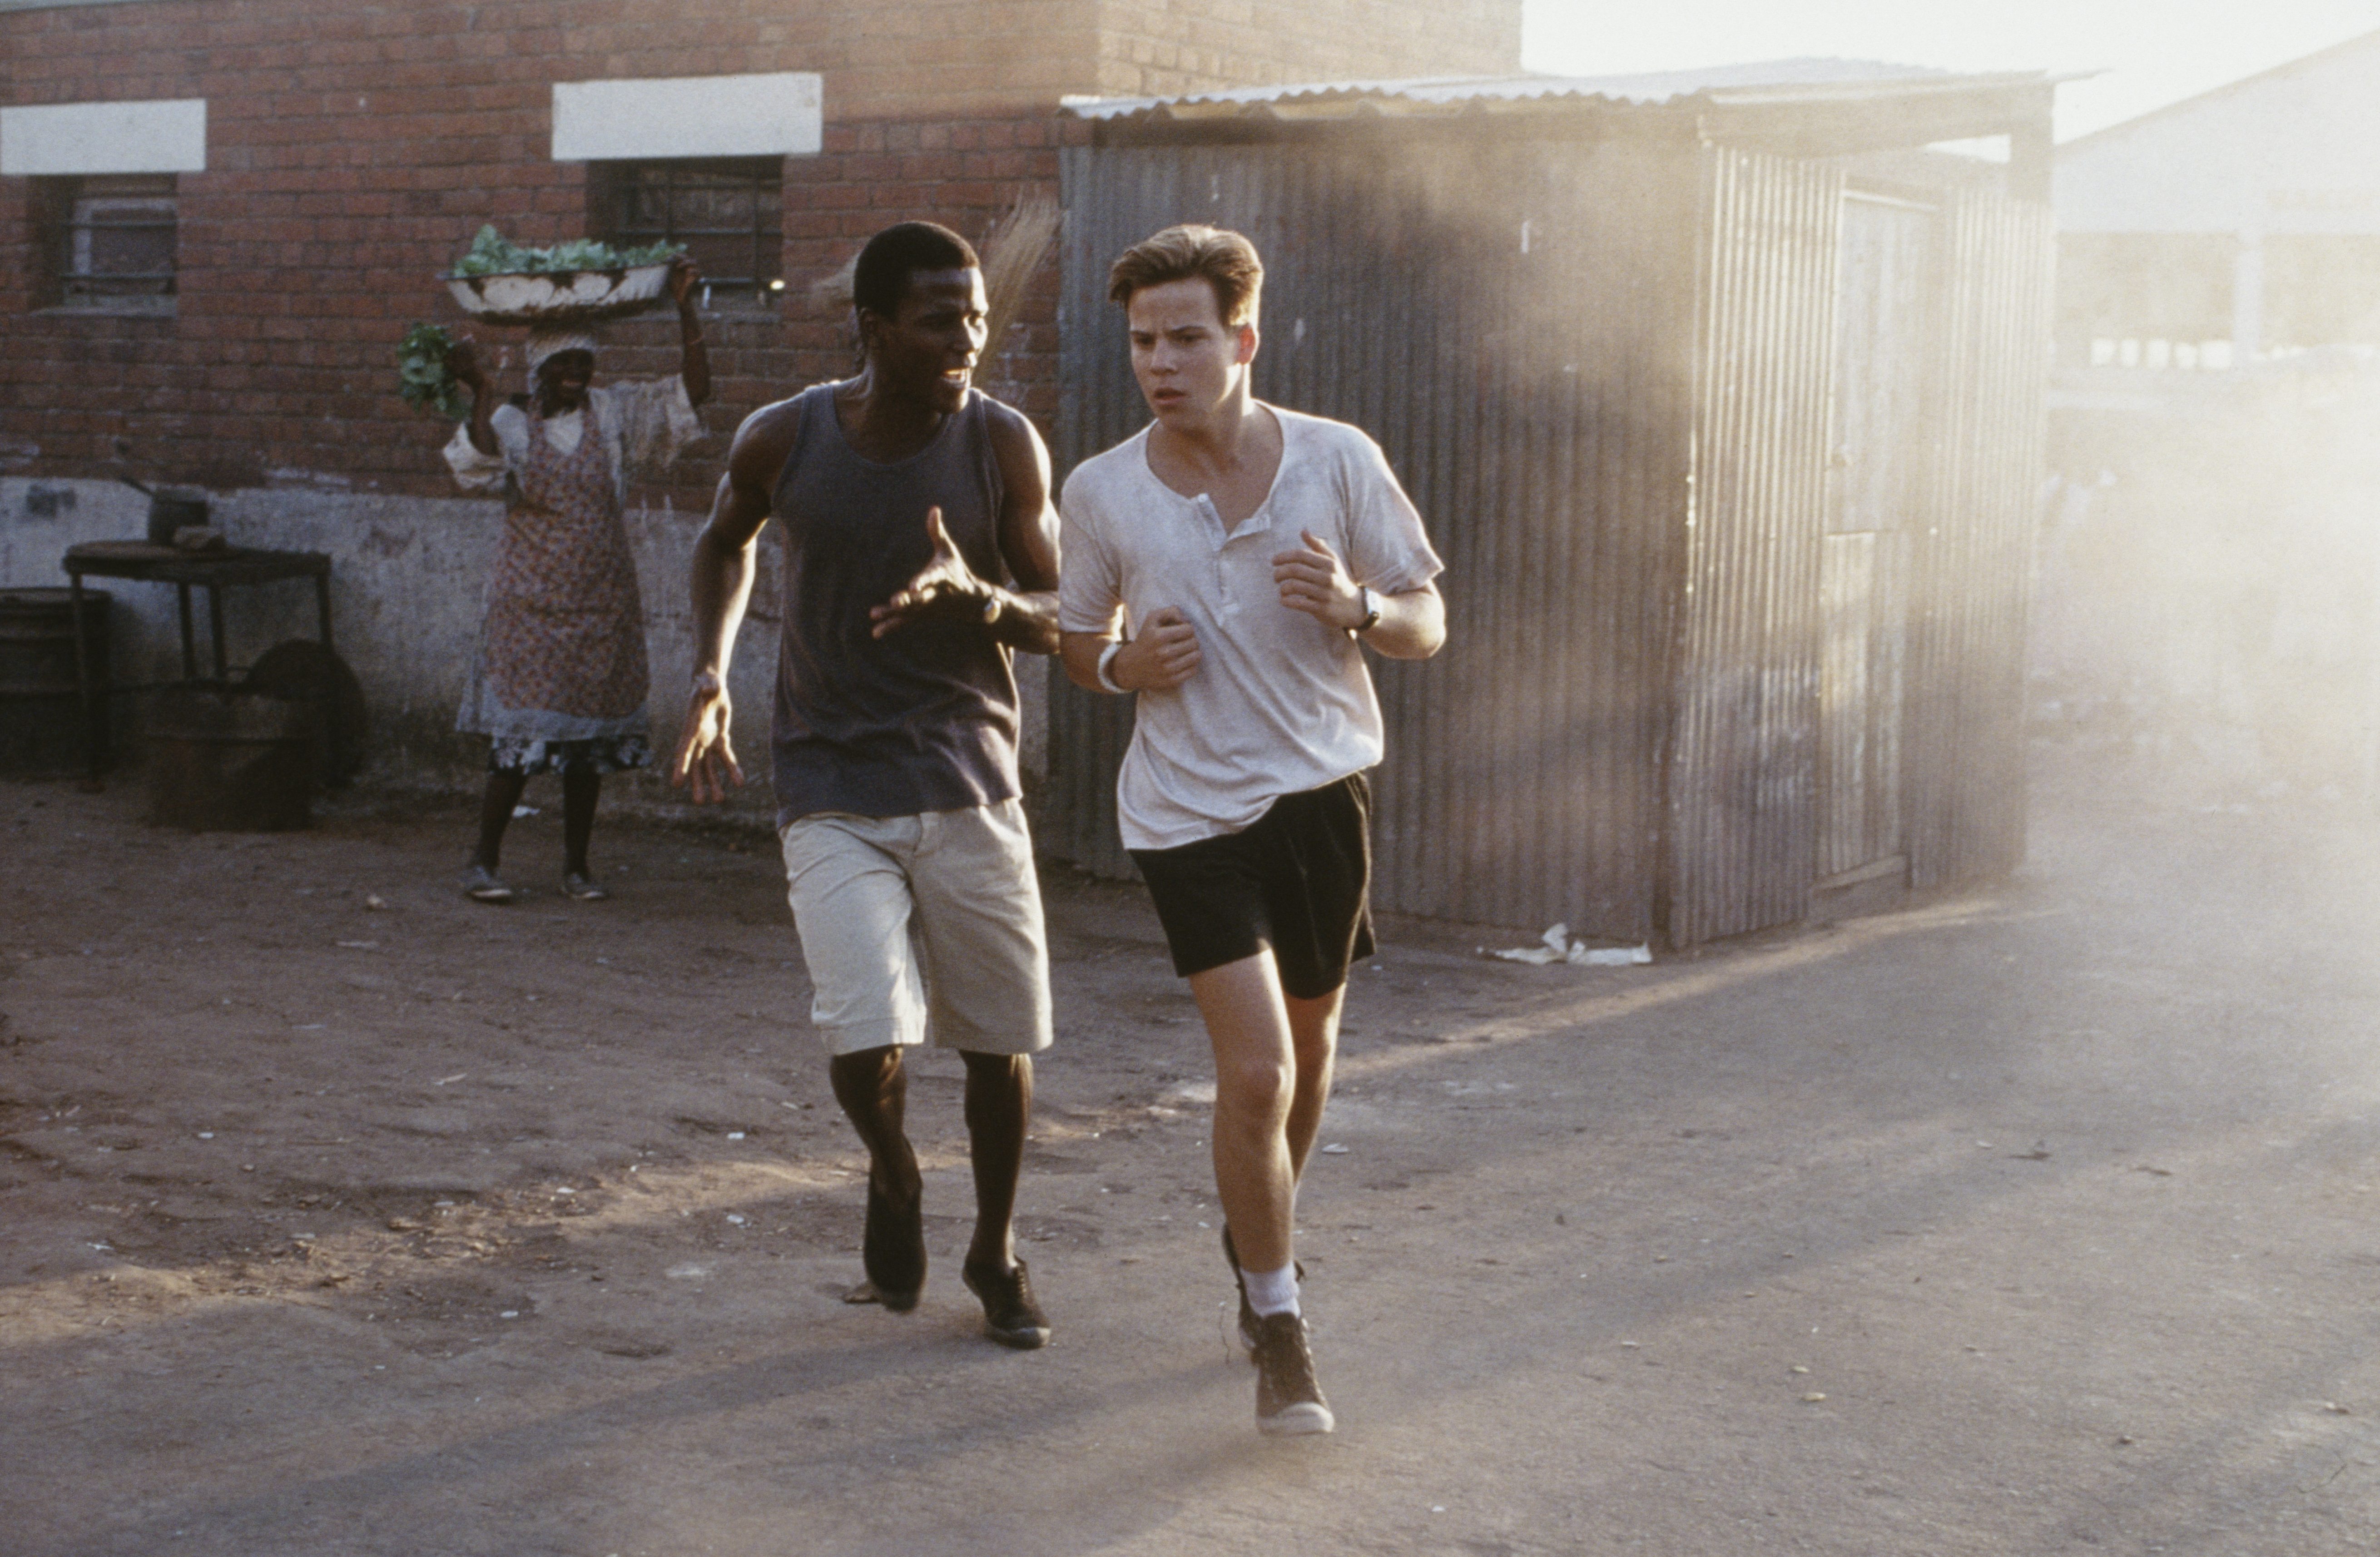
[441,258,711,903]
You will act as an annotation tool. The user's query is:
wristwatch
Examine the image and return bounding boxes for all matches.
[1350,586,1382,638]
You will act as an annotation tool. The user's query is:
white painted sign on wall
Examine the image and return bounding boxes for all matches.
[551,73,823,162]
[0,98,207,175]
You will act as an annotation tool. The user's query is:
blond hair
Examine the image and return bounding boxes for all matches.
[1106,224,1264,328]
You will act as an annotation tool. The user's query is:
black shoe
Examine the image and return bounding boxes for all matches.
[858,1171,925,1313]
[962,1258,1052,1349]
[1220,1225,1303,1354]
[1250,1311,1334,1437]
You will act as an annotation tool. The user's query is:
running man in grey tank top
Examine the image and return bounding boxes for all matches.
[672,222,1063,1349]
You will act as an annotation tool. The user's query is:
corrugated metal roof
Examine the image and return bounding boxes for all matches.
[1061,60,2062,123]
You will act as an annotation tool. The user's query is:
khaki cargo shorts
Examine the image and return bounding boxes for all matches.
[778,798,1053,1058]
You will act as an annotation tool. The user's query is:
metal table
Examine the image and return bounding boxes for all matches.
[59,542,334,782]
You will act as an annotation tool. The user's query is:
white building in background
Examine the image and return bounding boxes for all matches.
[2054,30,2380,372]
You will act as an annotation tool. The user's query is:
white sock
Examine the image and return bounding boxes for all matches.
[1243,1261,1300,1318]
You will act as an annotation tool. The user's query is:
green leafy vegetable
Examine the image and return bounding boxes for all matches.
[449,224,684,277]
[395,322,468,421]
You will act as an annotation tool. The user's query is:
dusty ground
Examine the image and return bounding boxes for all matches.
[7,747,2380,1557]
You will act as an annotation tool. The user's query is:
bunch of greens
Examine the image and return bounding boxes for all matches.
[395,322,468,420]
[450,224,684,277]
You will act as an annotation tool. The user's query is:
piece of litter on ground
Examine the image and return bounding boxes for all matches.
[511,805,540,818]
[435,1073,468,1086]
[1489,922,1652,966]
[364,894,387,910]
[1802,1393,1827,1403]
[727,1131,746,1140]
[725,1214,746,1225]
[1491,922,1573,964]
[335,940,378,950]
[1319,1143,1349,1155]
[197,1132,213,1140]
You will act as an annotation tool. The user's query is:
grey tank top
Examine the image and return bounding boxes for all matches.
[769,382,1018,824]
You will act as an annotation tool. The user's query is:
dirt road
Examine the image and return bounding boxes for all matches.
[7,749,2380,1556]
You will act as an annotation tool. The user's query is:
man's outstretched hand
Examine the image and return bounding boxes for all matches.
[671,670,744,805]
[870,507,993,638]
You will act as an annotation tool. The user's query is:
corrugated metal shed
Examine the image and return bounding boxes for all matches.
[1047,64,2055,946]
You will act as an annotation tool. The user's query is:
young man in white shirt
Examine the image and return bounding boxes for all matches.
[1057,224,1446,1435]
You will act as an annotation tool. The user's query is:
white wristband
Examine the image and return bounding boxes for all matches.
[1096,640,1129,694]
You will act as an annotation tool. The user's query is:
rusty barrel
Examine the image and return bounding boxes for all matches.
[0,587,110,778]
[144,682,314,831]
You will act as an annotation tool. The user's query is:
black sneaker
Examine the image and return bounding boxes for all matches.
[1250,1311,1334,1436]
[962,1259,1051,1349]
[854,1169,924,1313]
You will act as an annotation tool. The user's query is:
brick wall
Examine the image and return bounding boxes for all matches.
[0,0,1519,505]
[1090,0,1525,98]
[0,2,1090,506]
[0,0,1516,793]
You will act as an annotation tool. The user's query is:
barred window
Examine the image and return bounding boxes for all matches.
[591,158,783,309]
[45,173,178,313]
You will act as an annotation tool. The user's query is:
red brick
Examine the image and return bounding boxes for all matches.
[1,0,1515,496]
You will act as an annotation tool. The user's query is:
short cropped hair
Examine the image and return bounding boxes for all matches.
[853,221,980,319]
[1106,224,1264,328]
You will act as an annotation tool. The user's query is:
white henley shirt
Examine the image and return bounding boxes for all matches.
[1058,404,1443,852]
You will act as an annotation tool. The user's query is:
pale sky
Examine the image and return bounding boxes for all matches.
[1519,0,2376,141]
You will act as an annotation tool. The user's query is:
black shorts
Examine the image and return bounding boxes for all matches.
[1129,773,1375,1000]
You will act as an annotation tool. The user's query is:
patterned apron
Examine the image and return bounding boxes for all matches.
[481,400,650,722]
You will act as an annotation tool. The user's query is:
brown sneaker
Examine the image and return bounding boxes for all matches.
[1250,1311,1334,1436]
